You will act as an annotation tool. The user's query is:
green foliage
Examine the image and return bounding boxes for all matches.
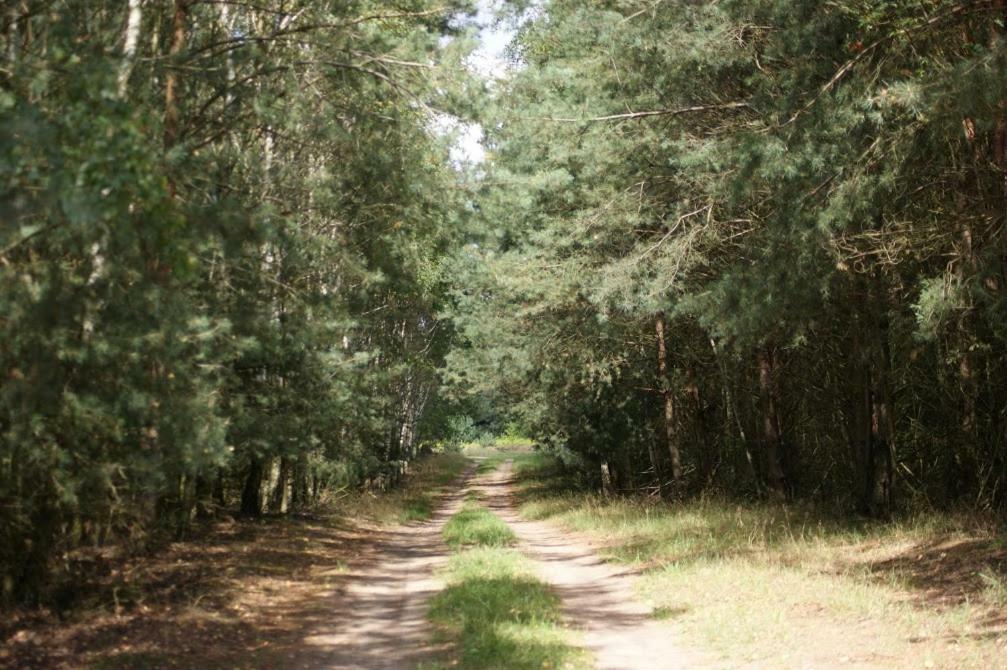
[442,0,1007,515]
[0,0,478,602]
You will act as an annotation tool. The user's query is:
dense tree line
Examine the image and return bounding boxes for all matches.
[448,0,1007,515]
[7,0,1007,609]
[1,0,478,603]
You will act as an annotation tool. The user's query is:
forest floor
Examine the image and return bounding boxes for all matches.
[0,454,469,670]
[4,448,1007,669]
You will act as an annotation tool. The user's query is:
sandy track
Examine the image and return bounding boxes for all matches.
[296,467,474,669]
[476,461,706,670]
[297,460,703,670]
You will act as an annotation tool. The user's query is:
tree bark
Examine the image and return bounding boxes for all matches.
[600,461,614,496]
[163,0,188,194]
[685,364,715,485]
[847,278,896,517]
[240,457,264,516]
[993,0,1007,200]
[213,468,226,507]
[291,453,309,509]
[862,333,896,516]
[118,0,143,96]
[269,456,290,513]
[758,344,787,500]
[655,312,683,483]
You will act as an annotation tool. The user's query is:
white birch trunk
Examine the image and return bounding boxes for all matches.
[118,0,143,96]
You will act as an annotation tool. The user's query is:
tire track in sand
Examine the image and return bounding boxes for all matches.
[474,461,707,670]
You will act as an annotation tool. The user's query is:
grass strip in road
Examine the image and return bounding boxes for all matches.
[443,501,517,549]
[512,453,1007,670]
[426,501,589,670]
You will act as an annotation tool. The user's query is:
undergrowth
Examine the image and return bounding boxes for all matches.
[334,453,469,525]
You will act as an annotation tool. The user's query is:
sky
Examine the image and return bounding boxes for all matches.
[444,0,518,165]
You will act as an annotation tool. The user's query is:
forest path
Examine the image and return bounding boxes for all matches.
[295,465,476,669]
[299,459,707,670]
[475,461,707,670]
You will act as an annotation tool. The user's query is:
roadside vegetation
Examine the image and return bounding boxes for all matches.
[7,0,1007,666]
[340,453,471,525]
[1,454,467,670]
[515,455,1007,669]
[427,492,588,670]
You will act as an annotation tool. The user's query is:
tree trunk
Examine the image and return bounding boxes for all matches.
[848,278,896,516]
[645,439,664,494]
[269,456,290,513]
[994,0,1007,201]
[118,0,143,96]
[655,313,683,483]
[291,453,309,509]
[600,461,614,496]
[163,0,188,193]
[758,345,787,500]
[240,457,264,516]
[685,364,714,485]
[864,295,896,517]
[213,468,226,507]
[194,474,213,520]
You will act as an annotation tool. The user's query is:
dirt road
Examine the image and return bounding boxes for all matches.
[309,459,702,669]
[477,461,703,670]
[296,468,474,669]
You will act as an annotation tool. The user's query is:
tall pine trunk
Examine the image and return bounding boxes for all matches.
[655,313,682,485]
[847,277,896,516]
[758,344,787,500]
[864,282,896,516]
[163,0,187,153]
[291,453,310,509]
[269,456,290,513]
[240,457,264,516]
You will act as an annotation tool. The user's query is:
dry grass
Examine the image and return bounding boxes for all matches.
[0,453,470,670]
[329,453,470,526]
[514,455,1007,669]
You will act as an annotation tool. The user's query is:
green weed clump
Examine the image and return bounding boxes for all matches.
[426,547,588,670]
[443,502,517,549]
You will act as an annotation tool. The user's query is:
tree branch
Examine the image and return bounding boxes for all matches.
[533,102,751,123]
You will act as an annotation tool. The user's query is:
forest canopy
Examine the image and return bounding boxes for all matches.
[4,0,1007,605]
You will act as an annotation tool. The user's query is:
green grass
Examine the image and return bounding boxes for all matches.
[463,442,536,475]
[493,434,535,448]
[513,454,1007,670]
[474,454,508,474]
[443,502,517,549]
[425,547,589,670]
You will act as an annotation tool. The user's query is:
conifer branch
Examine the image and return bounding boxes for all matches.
[534,102,751,123]
[781,2,978,127]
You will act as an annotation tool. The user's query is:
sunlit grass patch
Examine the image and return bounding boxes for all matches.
[512,455,1007,669]
[443,502,517,549]
[465,443,533,475]
[426,547,589,670]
